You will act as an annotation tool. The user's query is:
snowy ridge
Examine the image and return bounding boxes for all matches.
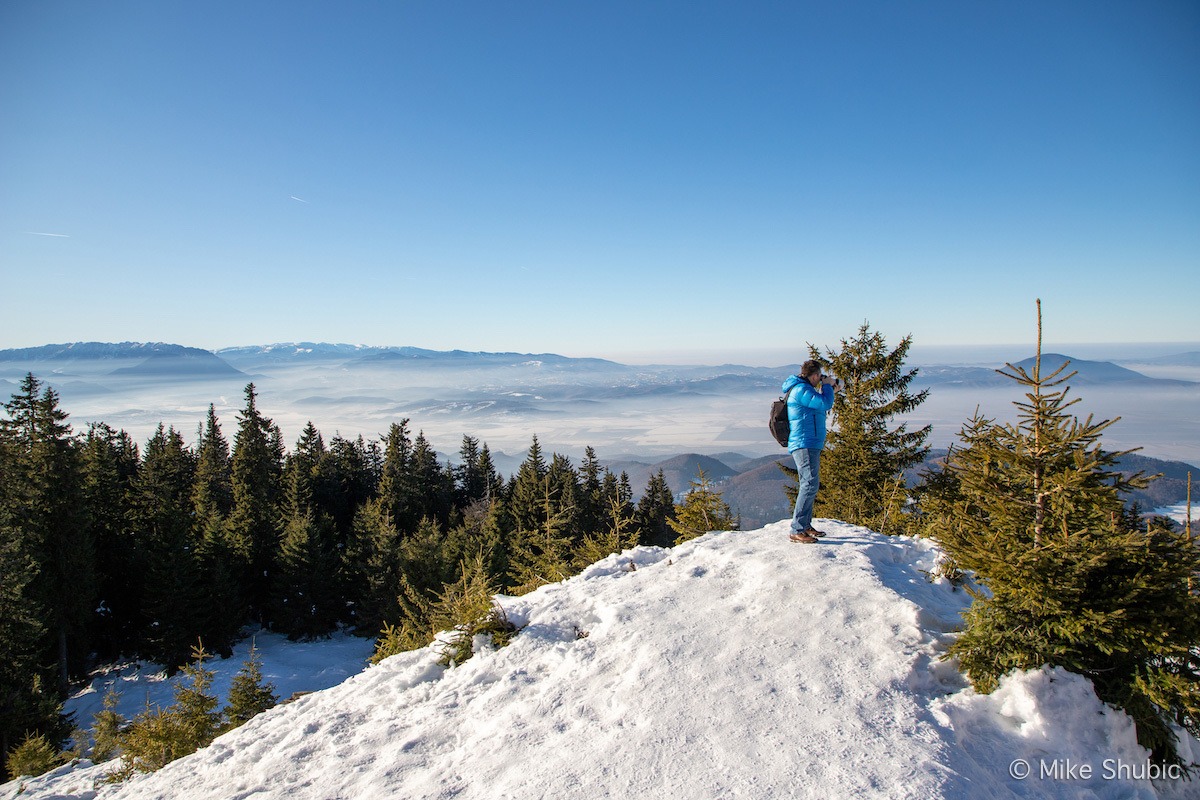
[7,523,1195,799]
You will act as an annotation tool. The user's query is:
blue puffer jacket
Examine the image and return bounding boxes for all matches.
[783,374,835,452]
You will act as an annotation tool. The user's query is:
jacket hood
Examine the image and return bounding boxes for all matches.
[782,374,803,393]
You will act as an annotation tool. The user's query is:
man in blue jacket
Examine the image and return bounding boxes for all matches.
[783,359,838,543]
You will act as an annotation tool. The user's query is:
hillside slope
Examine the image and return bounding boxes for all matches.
[8,523,1192,800]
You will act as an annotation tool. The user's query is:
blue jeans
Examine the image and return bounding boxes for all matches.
[790,448,821,532]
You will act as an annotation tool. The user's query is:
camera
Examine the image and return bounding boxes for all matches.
[823,375,845,390]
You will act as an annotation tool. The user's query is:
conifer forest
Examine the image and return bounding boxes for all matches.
[2,316,1198,776]
[0,374,681,775]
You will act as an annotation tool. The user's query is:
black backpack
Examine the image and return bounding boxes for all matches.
[769,384,795,448]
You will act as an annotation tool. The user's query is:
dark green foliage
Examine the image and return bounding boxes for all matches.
[224,643,277,727]
[1,374,96,689]
[800,324,930,534]
[0,521,50,777]
[669,469,738,544]
[191,406,242,657]
[636,469,676,548]
[272,509,342,640]
[454,435,500,507]
[133,425,201,671]
[345,497,406,634]
[506,473,576,595]
[575,494,641,568]
[228,384,284,620]
[0,378,698,775]
[0,375,91,777]
[81,423,140,660]
[270,425,343,640]
[919,304,1200,763]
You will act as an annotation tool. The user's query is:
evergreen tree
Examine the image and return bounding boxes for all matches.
[224,643,277,727]
[0,526,52,778]
[228,384,283,620]
[668,469,738,545]
[506,476,575,595]
[132,425,201,670]
[80,423,140,660]
[0,374,94,690]
[371,552,517,668]
[636,469,676,548]
[271,434,342,639]
[454,435,482,506]
[547,453,583,544]
[575,493,641,568]
[89,687,124,763]
[508,435,548,535]
[191,406,241,657]
[377,420,415,531]
[783,324,930,534]
[4,732,63,779]
[918,301,1200,762]
[577,446,606,538]
[399,516,453,596]
[113,645,224,780]
[345,497,405,634]
[326,433,376,542]
[410,432,453,526]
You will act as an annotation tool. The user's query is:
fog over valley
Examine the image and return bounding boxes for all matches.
[2,341,1197,489]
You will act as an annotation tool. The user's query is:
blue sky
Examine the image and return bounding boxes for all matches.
[2,1,1197,364]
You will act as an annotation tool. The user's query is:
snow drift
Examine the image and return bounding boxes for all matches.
[5,521,1194,799]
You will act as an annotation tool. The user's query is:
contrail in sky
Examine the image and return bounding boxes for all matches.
[25,231,70,237]
[290,195,308,203]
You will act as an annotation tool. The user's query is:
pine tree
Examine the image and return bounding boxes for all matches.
[575,493,641,568]
[399,516,453,596]
[508,436,548,534]
[90,687,124,763]
[81,423,141,660]
[668,469,738,544]
[0,374,95,690]
[377,420,416,531]
[371,552,516,668]
[271,423,343,639]
[191,406,242,657]
[224,642,277,727]
[409,432,453,525]
[577,446,606,538]
[506,475,575,595]
[453,435,486,506]
[783,324,930,534]
[114,644,224,780]
[345,497,405,634]
[132,425,201,671]
[918,301,1200,763]
[4,732,63,779]
[547,453,583,544]
[636,469,676,548]
[0,526,52,779]
[326,432,376,542]
[228,384,283,620]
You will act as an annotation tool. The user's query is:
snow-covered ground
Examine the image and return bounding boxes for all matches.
[4,521,1196,799]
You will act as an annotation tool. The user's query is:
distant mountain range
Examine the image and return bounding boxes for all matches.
[0,342,244,380]
[3,341,1197,388]
[1,342,1196,486]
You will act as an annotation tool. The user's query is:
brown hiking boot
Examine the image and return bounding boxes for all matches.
[805,527,826,537]
[789,531,818,543]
